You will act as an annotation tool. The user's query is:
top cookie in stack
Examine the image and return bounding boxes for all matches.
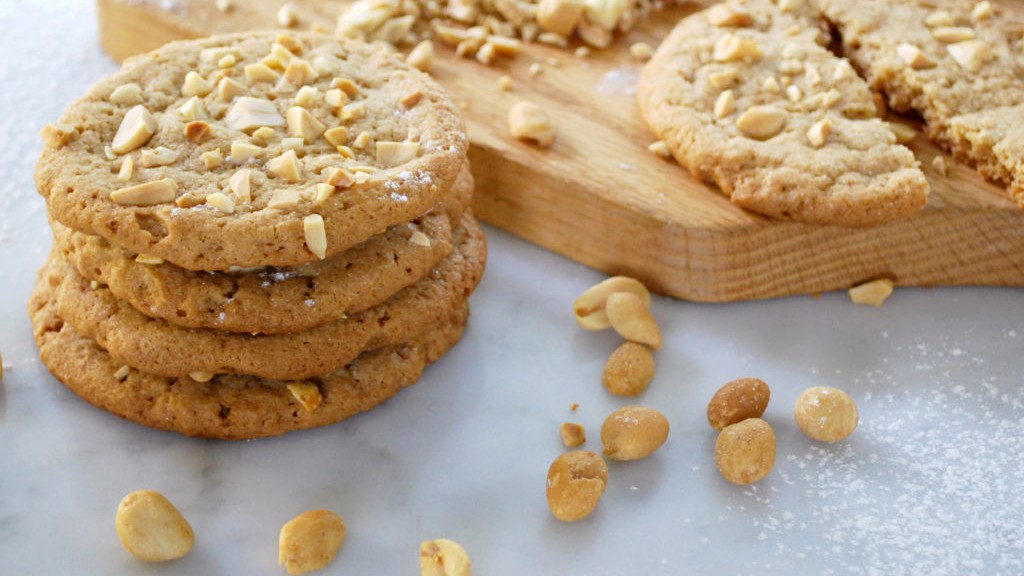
[31,31,485,439]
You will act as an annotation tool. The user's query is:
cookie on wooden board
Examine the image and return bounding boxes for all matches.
[637,0,929,227]
[52,168,474,334]
[29,281,469,440]
[45,213,486,381]
[37,31,468,270]
[813,0,1024,205]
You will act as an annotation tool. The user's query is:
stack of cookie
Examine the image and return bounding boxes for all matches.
[31,31,485,439]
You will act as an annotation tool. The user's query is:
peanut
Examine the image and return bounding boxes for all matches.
[115,489,194,562]
[420,538,472,576]
[793,386,859,442]
[279,509,346,575]
[546,450,608,522]
[573,276,651,331]
[605,292,662,350]
[714,418,775,485]
[602,342,655,397]
[601,406,669,461]
[706,377,771,431]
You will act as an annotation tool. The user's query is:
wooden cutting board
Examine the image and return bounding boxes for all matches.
[95,0,1024,301]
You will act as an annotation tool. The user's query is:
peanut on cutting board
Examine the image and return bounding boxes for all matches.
[706,377,771,431]
[420,538,472,576]
[714,418,776,485]
[546,450,608,522]
[279,509,346,575]
[793,386,859,443]
[115,489,194,562]
[601,406,669,461]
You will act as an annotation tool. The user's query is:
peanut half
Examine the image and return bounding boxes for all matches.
[420,538,472,576]
[115,489,194,562]
[573,276,651,330]
[279,509,346,575]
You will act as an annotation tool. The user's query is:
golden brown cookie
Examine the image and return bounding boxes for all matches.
[814,0,1024,205]
[29,280,469,440]
[45,213,486,380]
[52,168,473,334]
[637,0,929,227]
[36,31,468,270]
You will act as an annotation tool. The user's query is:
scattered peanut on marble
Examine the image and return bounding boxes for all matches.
[714,418,776,485]
[279,509,347,575]
[602,342,655,397]
[420,538,472,576]
[115,489,195,562]
[601,406,669,461]
[793,386,859,443]
[546,450,608,522]
[706,377,771,431]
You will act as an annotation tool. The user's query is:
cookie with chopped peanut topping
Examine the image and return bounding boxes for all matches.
[637,0,928,227]
[36,31,468,270]
[29,276,470,440]
[813,0,1024,206]
[51,167,473,335]
[42,212,485,381]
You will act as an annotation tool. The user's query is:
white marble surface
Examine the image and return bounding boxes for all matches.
[2,1,1024,574]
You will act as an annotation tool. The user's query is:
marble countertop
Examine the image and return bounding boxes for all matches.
[2,1,1023,574]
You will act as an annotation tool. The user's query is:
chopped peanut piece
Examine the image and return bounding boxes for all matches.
[890,122,917,144]
[325,88,349,109]
[201,149,225,169]
[897,43,937,69]
[420,539,472,576]
[340,102,366,122]
[648,140,671,158]
[268,188,304,209]
[714,89,735,118]
[278,3,298,27]
[113,365,131,380]
[230,140,263,163]
[110,179,178,206]
[408,230,431,246]
[226,97,284,132]
[267,149,303,182]
[139,146,178,167]
[931,26,976,43]
[807,118,832,148]
[629,42,654,61]
[401,90,424,109]
[848,278,894,306]
[560,422,587,447]
[707,3,753,27]
[228,169,251,202]
[39,123,76,148]
[111,105,157,154]
[376,141,420,167]
[184,121,212,143]
[135,253,165,265]
[932,155,948,176]
[406,40,436,72]
[287,382,323,412]
[536,0,585,36]
[352,131,371,149]
[323,167,355,188]
[786,85,802,102]
[245,63,281,83]
[115,490,194,562]
[708,68,738,89]
[971,1,993,21]
[925,10,955,28]
[178,96,206,121]
[110,83,144,105]
[279,510,346,576]
[508,101,555,147]
[736,105,786,140]
[181,71,213,97]
[286,106,326,142]
[294,85,320,108]
[314,183,336,204]
[217,54,237,68]
[205,192,236,214]
[117,157,134,182]
[284,57,319,86]
[323,126,349,146]
[251,126,276,145]
[713,34,762,62]
[303,214,328,259]
[331,78,360,98]
[217,77,247,102]
[947,40,990,72]
[281,137,304,152]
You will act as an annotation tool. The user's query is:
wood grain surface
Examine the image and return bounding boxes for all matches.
[95,0,1024,300]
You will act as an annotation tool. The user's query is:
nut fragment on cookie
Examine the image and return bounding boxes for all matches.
[178,96,206,121]
[111,105,157,154]
[117,157,134,182]
[110,83,144,105]
[896,43,936,69]
[267,150,303,182]
[807,118,833,148]
[279,510,346,576]
[931,26,976,43]
[736,105,786,140]
[217,77,247,102]
[140,146,179,168]
[714,89,735,118]
[376,141,420,167]
[303,214,328,259]
[406,40,435,72]
[181,71,213,97]
[230,140,263,163]
[713,34,762,62]
[848,277,894,306]
[287,382,323,412]
[560,422,587,447]
[508,101,555,147]
[110,179,178,206]
[924,10,954,28]
[115,490,194,562]
[546,450,608,522]
[971,1,994,21]
[574,276,651,330]
[946,40,990,72]
[420,538,471,576]
[706,3,753,27]
[226,97,285,132]
[286,106,326,142]
[205,192,236,214]
[408,230,431,246]
[135,253,165,265]
[113,364,131,381]
[245,62,281,83]
[228,169,252,202]
[39,123,76,148]
[278,3,299,27]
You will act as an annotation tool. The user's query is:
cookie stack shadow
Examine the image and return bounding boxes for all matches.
[30,32,485,439]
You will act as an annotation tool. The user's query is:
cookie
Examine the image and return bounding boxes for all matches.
[814,0,1024,205]
[637,0,929,227]
[29,280,469,440]
[36,31,468,270]
[52,167,473,334]
[45,213,486,380]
